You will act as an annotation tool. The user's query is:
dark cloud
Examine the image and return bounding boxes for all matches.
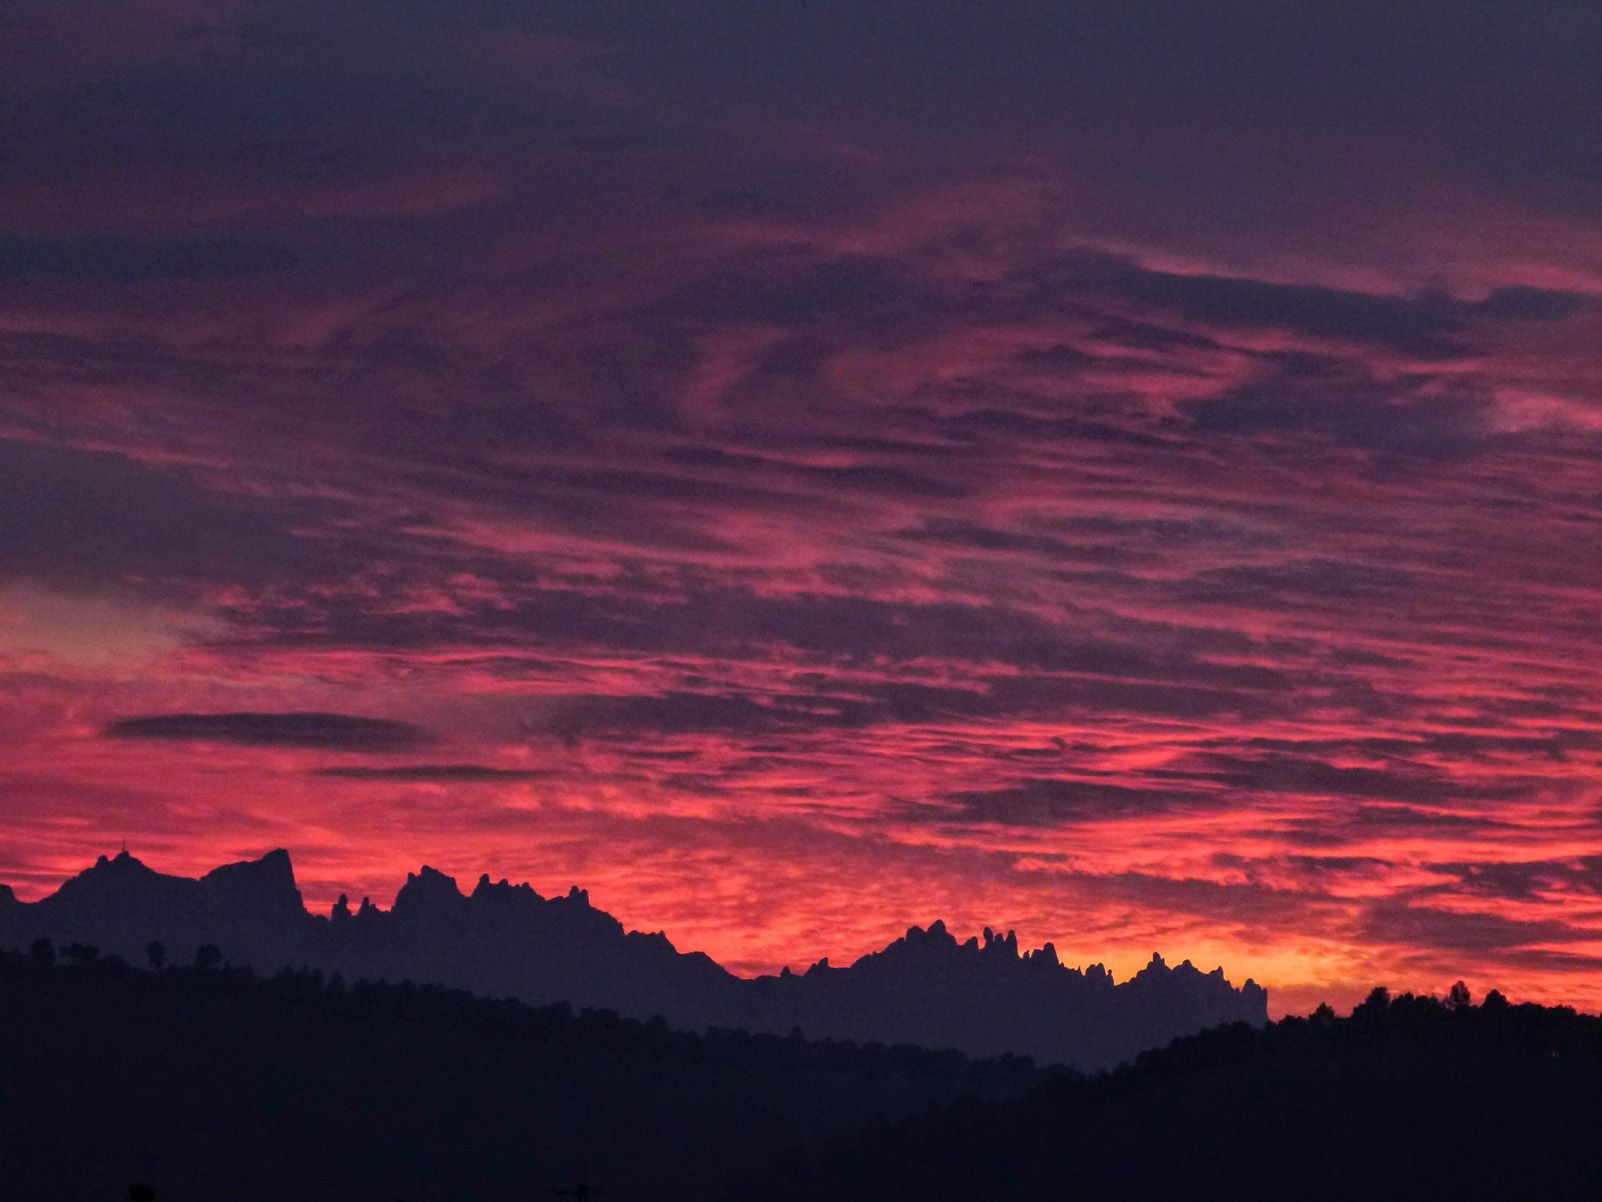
[105,712,431,752]
[944,778,1215,827]
[1466,286,1595,322]
[0,235,295,283]
[1178,559,1416,607]
[1421,730,1602,762]
[1048,252,1471,358]
[1280,854,1396,876]
[895,518,1099,561]
[657,446,970,501]
[982,673,1268,722]
[316,764,552,782]
[548,693,785,742]
[1014,343,1098,371]
[1188,354,1493,457]
[0,438,335,591]
[665,252,942,331]
[1435,858,1602,904]
[247,581,1295,708]
[1280,805,1512,850]
[544,680,999,741]
[1086,317,1227,354]
[1361,900,1580,955]
[1057,869,1328,929]
[1185,752,1524,805]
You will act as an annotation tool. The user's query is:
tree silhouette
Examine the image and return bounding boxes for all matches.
[145,940,167,972]
[27,937,55,969]
[193,943,223,971]
[1353,985,1390,1017]
[729,984,1602,1202]
[128,1184,155,1202]
[60,942,100,966]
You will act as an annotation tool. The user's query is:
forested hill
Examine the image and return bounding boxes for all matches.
[10,939,1585,1202]
[730,986,1602,1202]
[0,945,1039,1202]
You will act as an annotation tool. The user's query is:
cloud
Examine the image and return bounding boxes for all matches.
[2,0,1602,1016]
[1433,858,1602,904]
[0,235,295,282]
[1360,899,1582,956]
[665,252,942,331]
[0,581,210,667]
[316,763,551,781]
[1466,287,1594,322]
[105,712,431,751]
[1187,354,1494,457]
[1183,752,1525,805]
[0,437,334,592]
[1177,559,1416,607]
[1045,252,1473,358]
[943,778,1217,827]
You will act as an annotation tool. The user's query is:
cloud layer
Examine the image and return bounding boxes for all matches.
[3,1,1602,1013]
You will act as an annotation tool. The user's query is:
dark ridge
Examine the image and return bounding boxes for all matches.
[0,947,1038,1202]
[0,850,1267,1070]
[728,987,1602,1201]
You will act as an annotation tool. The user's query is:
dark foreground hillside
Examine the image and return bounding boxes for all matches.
[0,946,1038,1202]
[731,987,1602,1202]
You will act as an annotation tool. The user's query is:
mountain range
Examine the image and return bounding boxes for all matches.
[0,849,1267,1069]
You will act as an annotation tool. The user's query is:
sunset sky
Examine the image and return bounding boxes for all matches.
[4,2,1602,1015]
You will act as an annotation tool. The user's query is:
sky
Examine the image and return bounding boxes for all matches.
[3,1,1602,1016]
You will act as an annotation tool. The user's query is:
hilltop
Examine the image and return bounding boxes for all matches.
[730,987,1602,1201]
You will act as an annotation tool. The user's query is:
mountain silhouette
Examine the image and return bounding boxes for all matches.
[0,849,1266,1069]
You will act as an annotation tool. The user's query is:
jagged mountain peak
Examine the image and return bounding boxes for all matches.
[200,848,296,886]
[902,919,954,945]
[0,851,1270,1069]
[394,864,468,913]
[469,873,544,914]
[54,850,175,904]
[200,849,304,916]
[471,873,539,899]
[90,849,155,875]
[981,927,1019,955]
[879,920,1066,971]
